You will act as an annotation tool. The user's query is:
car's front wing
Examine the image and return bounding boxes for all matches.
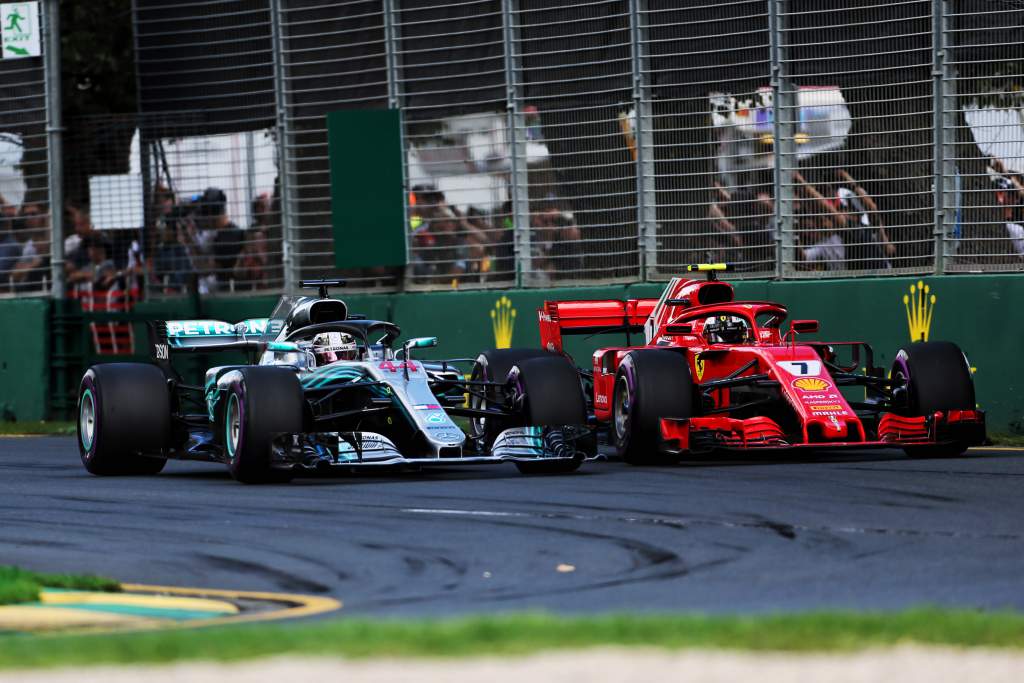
[273,426,588,470]
[660,409,986,454]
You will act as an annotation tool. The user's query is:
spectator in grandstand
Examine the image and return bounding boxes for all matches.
[196,187,244,292]
[491,200,516,279]
[232,193,272,290]
[63,203,96,281]
[793,171,846,271]
[67,232,118,290]
[990,158,1024,257]
[151,222,192,293]
[530,202,582,283]
[709,181,743,259]
[408,189,493,285]
[834,168,895,270]
[0,197,19,289]
[795,200,845,271]
[11,203,52,292]
[708,175,774,269]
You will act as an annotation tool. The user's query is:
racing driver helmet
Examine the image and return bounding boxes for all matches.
[311,331,358,366]
[703,315,750,344]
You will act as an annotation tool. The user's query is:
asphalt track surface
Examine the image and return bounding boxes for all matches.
[2,437,1023,616]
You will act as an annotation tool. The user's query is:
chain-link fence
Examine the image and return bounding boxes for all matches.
[3,1,1022,301]
[945,0,1024,271]
[0,0,57,297]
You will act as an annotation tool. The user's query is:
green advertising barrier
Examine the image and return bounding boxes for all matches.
[0,298,50,421]
[384,275,1023,435]
[12,273,1024,433]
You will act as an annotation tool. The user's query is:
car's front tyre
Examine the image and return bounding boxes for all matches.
[612,350,693,465]
[891,341,976,458]
[509,355,588,475]
[223,367,303,484]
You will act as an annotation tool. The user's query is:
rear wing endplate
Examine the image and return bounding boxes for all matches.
[538,299,657,352]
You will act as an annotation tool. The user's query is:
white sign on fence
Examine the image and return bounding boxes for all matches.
[0,2,40,59]
[89,175,144,230]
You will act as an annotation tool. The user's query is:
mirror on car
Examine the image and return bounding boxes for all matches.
[266,341,301,353]
[408,336,438,349]
[790,319,819,334]
[665,324,693,335]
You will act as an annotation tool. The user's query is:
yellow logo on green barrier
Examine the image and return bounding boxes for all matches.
[900,280,976,375]
[903,280,936,342]
[491,296,516,349]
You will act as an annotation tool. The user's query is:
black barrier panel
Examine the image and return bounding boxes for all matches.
[133,0,275,137]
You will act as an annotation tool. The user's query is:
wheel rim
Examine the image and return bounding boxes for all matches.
[80,389,96,452]
[225,393,241,461]
[614,376,630,440]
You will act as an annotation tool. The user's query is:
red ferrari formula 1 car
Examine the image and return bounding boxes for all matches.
[532,264,985,462]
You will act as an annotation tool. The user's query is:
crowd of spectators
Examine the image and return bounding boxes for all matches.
[0,198,54,293]
[708,168,896,272]
[991,158,1024,258]
[149,186,272,294]
[0,185,272,299]
[408,185,581,285]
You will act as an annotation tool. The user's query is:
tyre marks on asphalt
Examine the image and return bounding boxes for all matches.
[1,438,1022,615]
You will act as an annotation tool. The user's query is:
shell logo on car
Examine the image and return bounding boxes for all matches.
[792,377,831,391]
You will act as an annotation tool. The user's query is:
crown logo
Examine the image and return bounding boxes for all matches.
[491,296,516,349]
[903,280,936,342]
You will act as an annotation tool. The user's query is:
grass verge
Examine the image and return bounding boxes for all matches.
[988,433,1024,447]
[0,566,120,606]
[2,609,1024,668]
[0,421,75,436]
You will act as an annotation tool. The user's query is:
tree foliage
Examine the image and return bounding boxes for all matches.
[60,0,136,118]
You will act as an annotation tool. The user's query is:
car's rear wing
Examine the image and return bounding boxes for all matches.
[538,299,657,352]
[147,317,282,359]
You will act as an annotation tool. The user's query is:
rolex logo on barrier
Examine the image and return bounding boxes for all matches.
[903,280,936,342]
[491,296,516,349]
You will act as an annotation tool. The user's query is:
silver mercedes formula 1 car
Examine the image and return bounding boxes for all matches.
[77,280,591,483]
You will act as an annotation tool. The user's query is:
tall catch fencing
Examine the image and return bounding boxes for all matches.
[0,0,59,297]
[2,1,1022,303]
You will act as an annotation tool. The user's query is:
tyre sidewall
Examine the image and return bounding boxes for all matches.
[77,364,170,476]
[225,368,302,484]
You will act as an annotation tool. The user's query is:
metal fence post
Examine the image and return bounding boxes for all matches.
[383,0,410,290]
[43,0,63,298]
[630,0,656,280]
[501,0,531,287]
[270,0,297,292]
[932,0,954,275]
[769,0,795,279]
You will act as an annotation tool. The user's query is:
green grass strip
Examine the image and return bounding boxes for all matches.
[0,421,75,436]
[0,566,120,606]
[1,609,1024,668]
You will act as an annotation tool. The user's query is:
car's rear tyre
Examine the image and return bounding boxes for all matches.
[612,350,693,465]
[78,364,169,476]
[511,355,587,475]
[224,367,303,484]
[469,348,554,450]
[891,341,975,458]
